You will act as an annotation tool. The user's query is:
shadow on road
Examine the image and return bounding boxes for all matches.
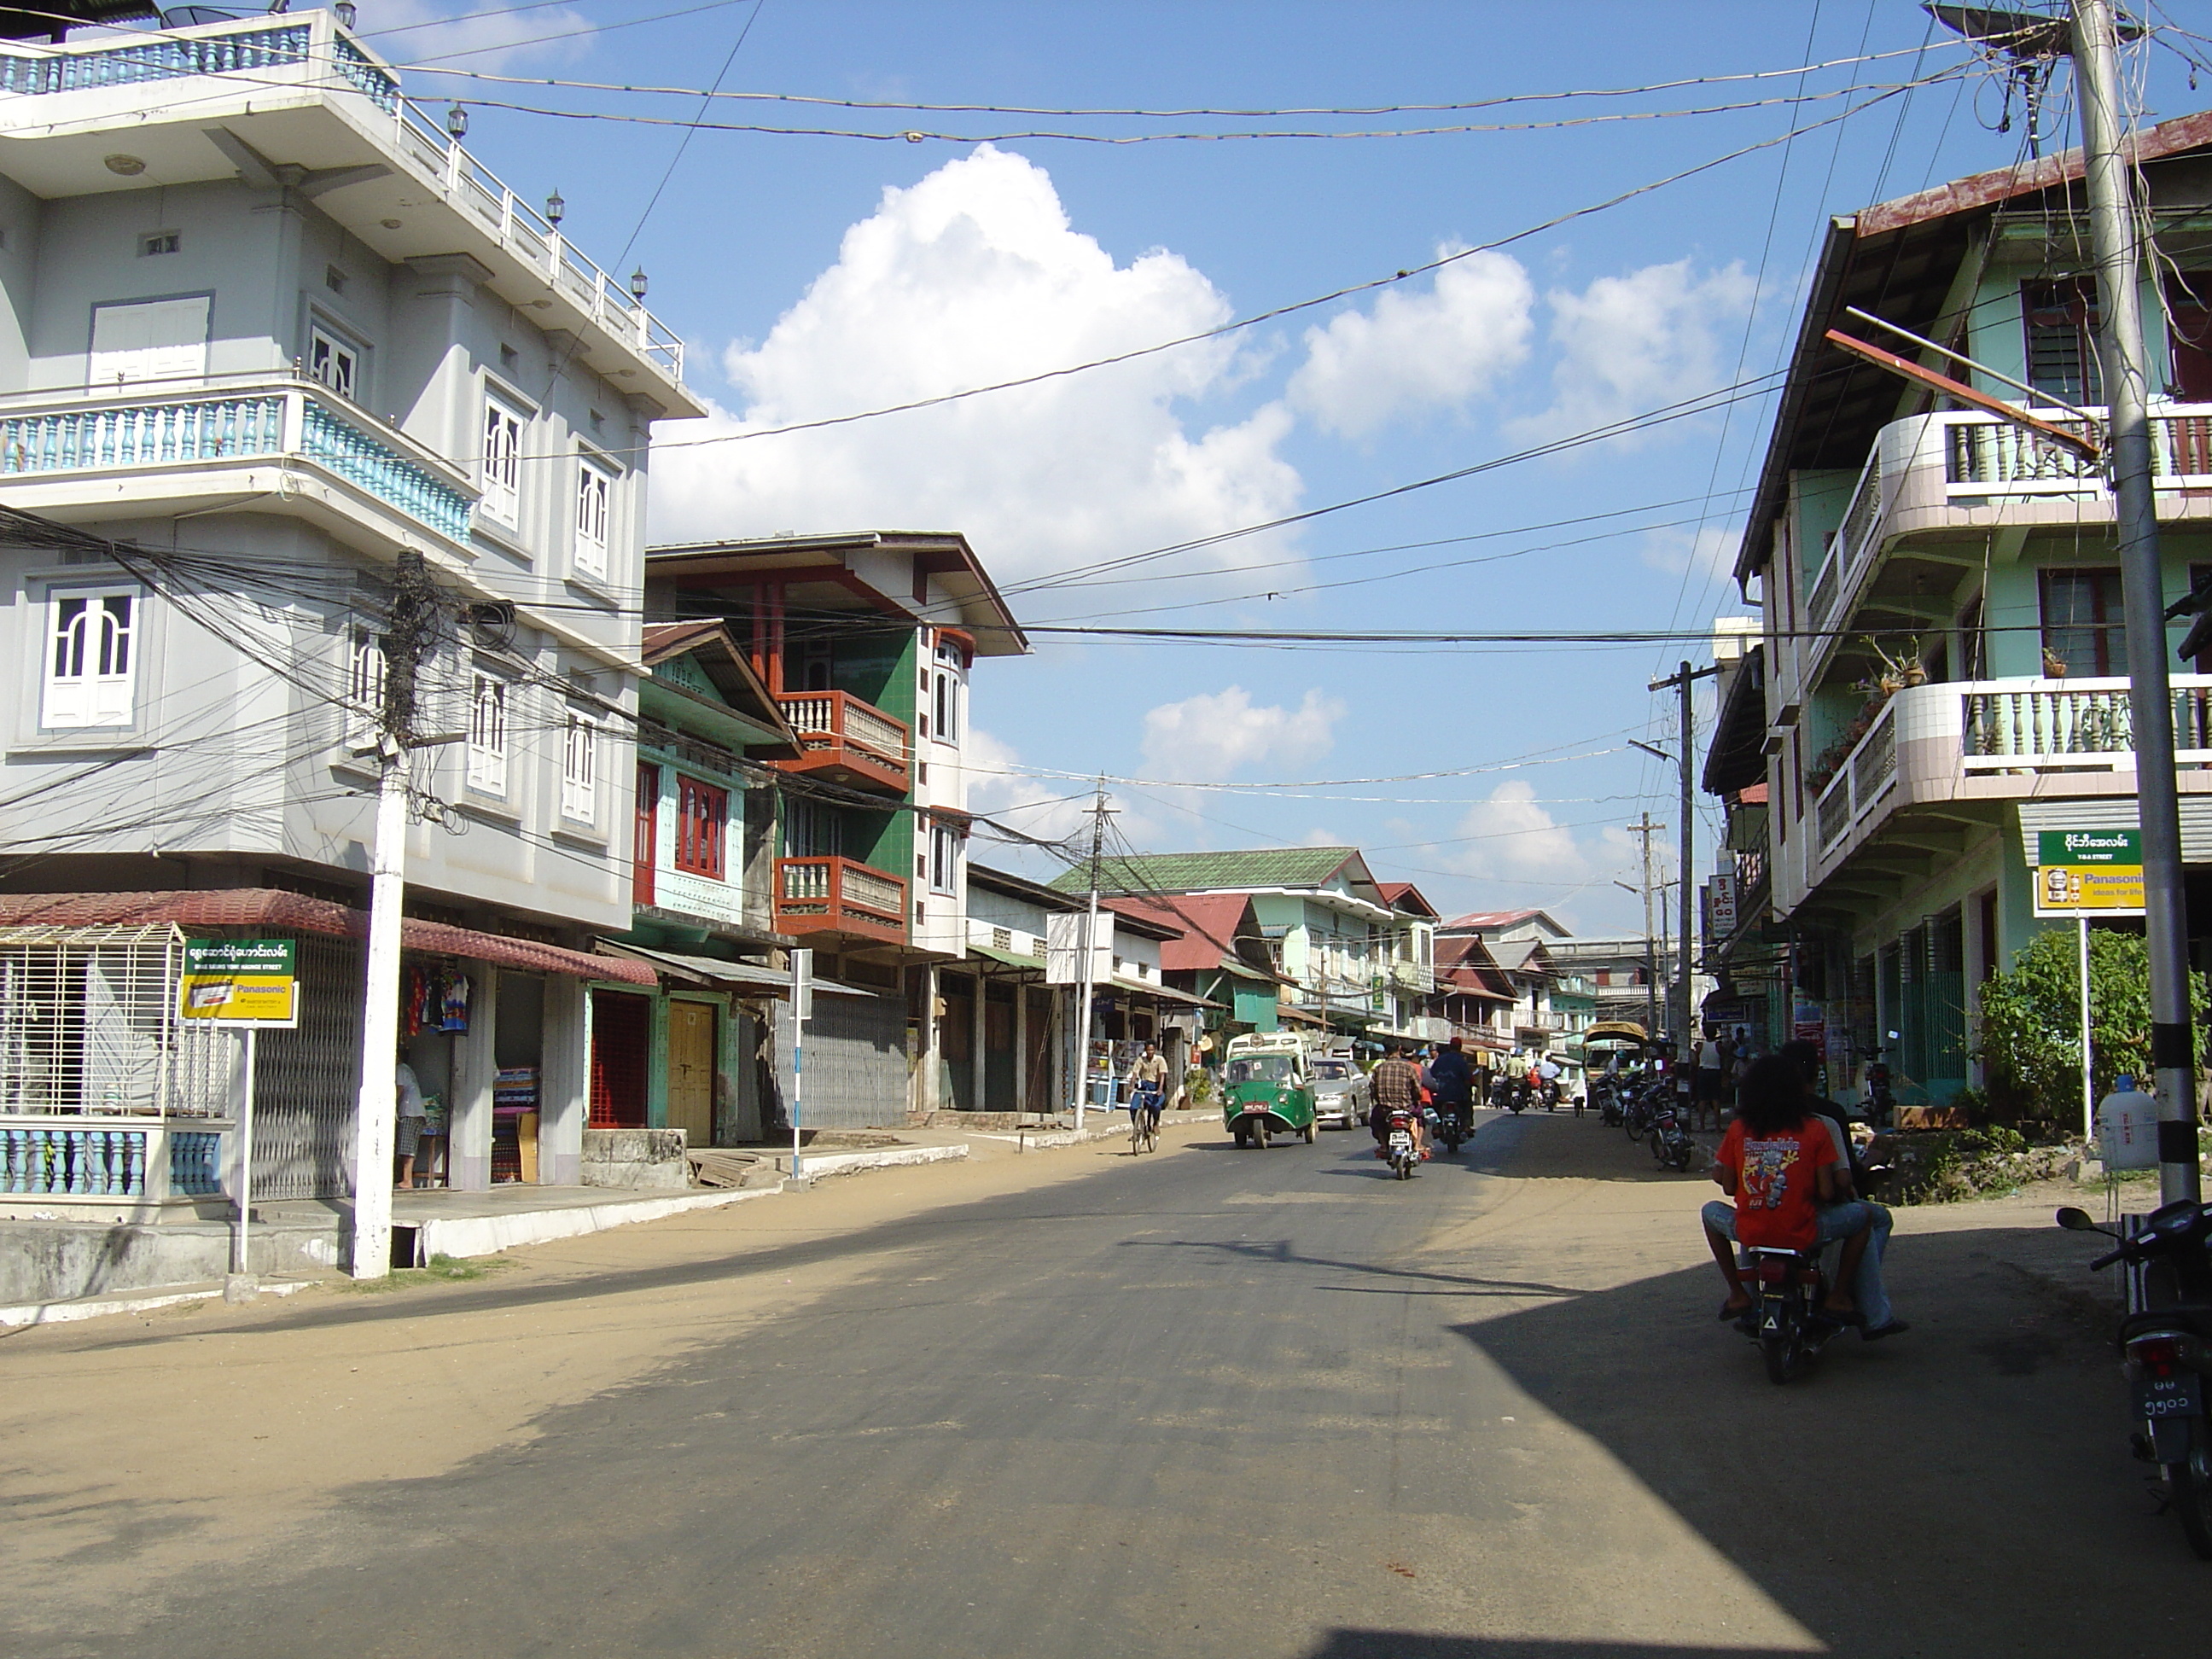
[1303,1639,1814,1659]
[1449,1215,2179,1653]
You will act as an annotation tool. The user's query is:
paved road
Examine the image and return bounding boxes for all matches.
[3,1112,2202,1657]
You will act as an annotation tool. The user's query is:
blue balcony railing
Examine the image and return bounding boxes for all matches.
[0,381,474,546]
[0,19,399,113]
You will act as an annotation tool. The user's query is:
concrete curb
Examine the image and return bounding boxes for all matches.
[419,1185,780,1260]
[0,1277,311,1329]
[783,1144,969,1183]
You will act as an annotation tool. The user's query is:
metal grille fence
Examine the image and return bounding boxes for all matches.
[0,924,230,1117]
[249,932,363,1200]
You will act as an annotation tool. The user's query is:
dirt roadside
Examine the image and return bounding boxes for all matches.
[0,1120,1212,1628]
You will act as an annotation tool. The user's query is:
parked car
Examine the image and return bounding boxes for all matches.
[1311,1056,1371,1129]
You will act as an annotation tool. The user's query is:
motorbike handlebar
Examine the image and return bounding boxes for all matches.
[2089,1246,2128,1272]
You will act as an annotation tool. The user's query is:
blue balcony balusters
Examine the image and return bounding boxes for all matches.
[299,402,474,544]
[170,1132,224,1197]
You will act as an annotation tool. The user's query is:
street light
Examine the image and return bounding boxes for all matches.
[1629,739,1674,764]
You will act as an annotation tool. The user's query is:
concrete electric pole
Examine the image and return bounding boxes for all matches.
[2071,0,2200,1203]
[349,550,439,1278]
[1646,664,1717,1045]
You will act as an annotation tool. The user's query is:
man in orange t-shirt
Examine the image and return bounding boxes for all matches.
[1702,1054,1870,1323]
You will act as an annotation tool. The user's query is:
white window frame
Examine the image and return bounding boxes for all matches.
[931,640,963,749]
[573,455,613,581]
[42,585,139,729]
[308,323,359,402]
[467,672,509,795]
[560,709,597,824]
[480,398,523,528]
[346,622,387,751]
[928,823,962,897]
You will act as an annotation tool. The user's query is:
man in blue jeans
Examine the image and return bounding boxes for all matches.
[1704,1039,1907,1340]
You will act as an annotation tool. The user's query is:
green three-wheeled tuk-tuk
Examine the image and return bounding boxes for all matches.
[1220,1034,1319,1149]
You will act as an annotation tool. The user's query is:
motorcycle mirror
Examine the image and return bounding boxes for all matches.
[2054,1207,2098,1231]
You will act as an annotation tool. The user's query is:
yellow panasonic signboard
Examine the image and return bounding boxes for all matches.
[178,937,300,1027]
[2034,829,2146,917]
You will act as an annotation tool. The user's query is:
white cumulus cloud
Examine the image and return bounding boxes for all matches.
[1446,780,1601,883]
[1514,259,1755,443]
[366,1,593,72]
[1285,247,1535,439]
[650,147,1303,585]
[1639,521,1741,583]
[1139,686,1343,781]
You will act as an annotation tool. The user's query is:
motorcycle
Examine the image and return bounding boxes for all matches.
[1732,1238,1850,1384]
[1595,1079,1626,1128]
[1505,1078,1528,1115]
[1623,1080,1659,1144]
[1864,1048,1897,1128]
[2057,1201,2212,1558]
[1647,1093,1696,1171]
[1435,1103,1467,1155]
[1382,1107,1419,1180]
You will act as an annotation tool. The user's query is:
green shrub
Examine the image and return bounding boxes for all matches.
[1974,928,2209,1126]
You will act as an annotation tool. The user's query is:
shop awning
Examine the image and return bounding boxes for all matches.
[592,939,880,996]
[1100,976,1220,1008]
[0,889,658,986]
[969,943,1047,971]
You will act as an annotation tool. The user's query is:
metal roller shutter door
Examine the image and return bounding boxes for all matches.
[771,990,909,1129]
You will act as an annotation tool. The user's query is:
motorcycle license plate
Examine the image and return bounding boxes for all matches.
[2136,1372,2204,1419]
[1241,1102,1270,1115]
[1388,1132,1412,1152]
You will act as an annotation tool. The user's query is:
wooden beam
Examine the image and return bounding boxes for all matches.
[1823,329,2100,461]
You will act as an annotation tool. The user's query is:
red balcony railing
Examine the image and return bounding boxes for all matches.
[772,690,910,794]
[772,855,907,944]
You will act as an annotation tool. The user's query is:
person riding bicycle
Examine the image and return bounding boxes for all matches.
[1423,1038,1475,1138]
[1126,1043,1168,1137]
[1369,1042,1429,1161]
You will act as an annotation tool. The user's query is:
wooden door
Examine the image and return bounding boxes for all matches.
[667,1000,716,1145]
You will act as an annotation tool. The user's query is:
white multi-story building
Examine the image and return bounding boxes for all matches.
[0,12,701,1208]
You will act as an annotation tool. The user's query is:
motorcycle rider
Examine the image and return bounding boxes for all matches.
[1423,1037,1475,1144]
[1702,1054,1871,1325]
[1369,1042,1429,1161]
[1777,1038,1907,1340]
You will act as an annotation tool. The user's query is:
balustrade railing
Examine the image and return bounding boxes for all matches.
[0,1115,226,1202]
[775,856,908,935]
[1813,697,1899,855]
[0,14,682,381]
[1960,678,2212,768]
[0,381,474,544]
[775,690,911,787]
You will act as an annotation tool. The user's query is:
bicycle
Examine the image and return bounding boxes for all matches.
[1128,1085,1163,1154]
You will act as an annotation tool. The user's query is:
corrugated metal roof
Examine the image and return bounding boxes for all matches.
[1047,847,1361,896]
[0,890,657,985]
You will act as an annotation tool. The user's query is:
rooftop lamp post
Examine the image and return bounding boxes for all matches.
[544,189,564,228]
[445,103,468,141]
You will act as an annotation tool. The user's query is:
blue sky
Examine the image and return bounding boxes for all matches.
[371,0,2206,932]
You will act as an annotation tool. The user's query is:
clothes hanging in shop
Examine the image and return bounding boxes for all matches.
[403,963,474,1035]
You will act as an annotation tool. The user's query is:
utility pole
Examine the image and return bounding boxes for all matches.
[349,550,437,1278]
[1648,662,1718,1046]
[1628,814,1664,1037]
[2073,0,2200,1203]
[1071,780,1111,1132]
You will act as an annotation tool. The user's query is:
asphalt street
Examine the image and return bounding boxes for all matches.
[3,1110,2202,1657]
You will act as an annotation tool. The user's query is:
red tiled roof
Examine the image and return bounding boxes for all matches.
[1376,881,1439,918]
[1102,893,1269,976]
[0,889,656,985]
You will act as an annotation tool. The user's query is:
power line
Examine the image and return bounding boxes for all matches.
[409,42,1962,116]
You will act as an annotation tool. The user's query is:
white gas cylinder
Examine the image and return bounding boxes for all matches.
[2097,1078,2159,1171]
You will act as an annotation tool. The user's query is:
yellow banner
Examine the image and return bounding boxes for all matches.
[178,938,299,1025]
[2035,863,2146,915]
